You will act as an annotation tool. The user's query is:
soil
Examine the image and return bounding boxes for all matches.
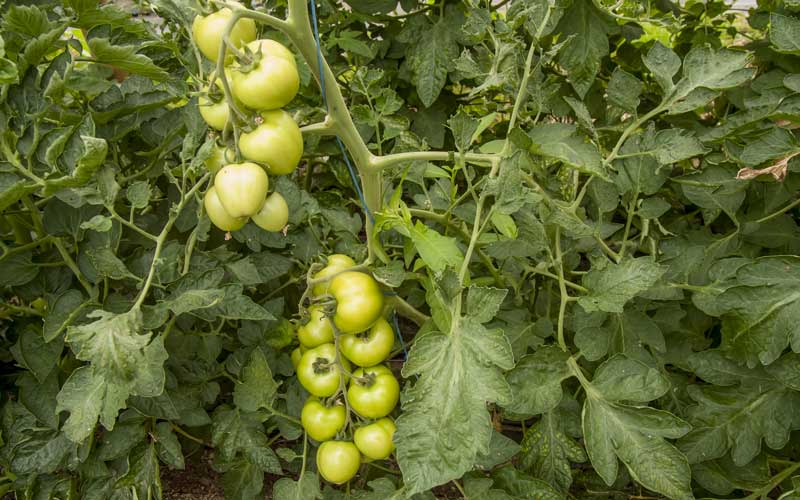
[162,449,225,500]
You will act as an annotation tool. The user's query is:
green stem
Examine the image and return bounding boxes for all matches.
[171,423,211,447]
[616,193,639,263]
[554,228,569,351]
[743,461,800,499]
[755,197,800,224]
[0,235,53,262]
[389,295,430,326]
[108,208,159,241]
[132,173,210,310]
[53,238,95,296]
[370,151,496,170]
[604,105,665,167]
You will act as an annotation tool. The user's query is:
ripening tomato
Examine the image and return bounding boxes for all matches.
[329,272,384,334]
[347,365,399,419]
[316,441,361,484]
[312,254,356,296]
[231,39,299,110]
[192,8,257,63]
[204,186,247,232]
[339,317,394,367]
[252,192,288,232]
[238,110,303,176]
[205,144,235,174]
[297,306,334,348]
[301,397,346,442]
[214,162,268,217]
[297,343,350,397]
[354,418,396,460]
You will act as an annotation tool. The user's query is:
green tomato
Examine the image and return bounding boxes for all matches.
[192,7,257,63]
[316,441,361,484]
[312,254,356,296]
[204,186,247,232]
[301,397,346,442]
[205,144,235,174]
[214,162,268,217]
[231,39,299,110]
[31,297,47,314]
[291,346,304,369]
[239,110,303,176]
[297,343,350,397]
[353,418,396,460]
[252,192,288,232]
[198,90,228,131]
[297,305,334,348]
[340,317,394,367]
[347,365,399,419]
[329,271,384,334]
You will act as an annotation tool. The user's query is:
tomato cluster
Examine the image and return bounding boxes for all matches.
[291,256,400,484]
[192,5,303,233]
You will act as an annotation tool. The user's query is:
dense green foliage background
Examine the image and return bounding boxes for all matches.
[2,0,800,498]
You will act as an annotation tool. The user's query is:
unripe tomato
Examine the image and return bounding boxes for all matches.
[239,110,303,176]
[291,347,304,369]
[354,418,396,460]
[31,297,47,314]
[204,186,247,231]
[252,192,288,232]
[301,397,346,442]
[214,162,268,217]
[340,317,394,367]
[297,306,334,348]
[205,144,235,174]
[192,8,257,63]
[312,254,356,296]
[347,365,399,419]
[231,39,300,110]
[316,441,361,484]
[199,87,228,131]
[329,272,384,334]
[297,343,350,397]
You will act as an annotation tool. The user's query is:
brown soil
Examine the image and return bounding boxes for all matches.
[162,449,225,500]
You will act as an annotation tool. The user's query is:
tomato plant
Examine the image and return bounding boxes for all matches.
[2,0,800,498]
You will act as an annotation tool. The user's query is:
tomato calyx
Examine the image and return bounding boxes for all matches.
[352,371,375,387]
[312,356,334,374]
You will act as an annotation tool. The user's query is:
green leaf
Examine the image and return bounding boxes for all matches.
[222,460,264,500]
[233,348,279,413]
[520,407,586,492]
[679,381,800,466]
[43,290,88,342]
[466,285,507,323]
[577,258,666,313]
[555,0,615,97]
[691,454,770,496]
[272,473,321,500]
[582,356,693,499]
[114,443,161,499]
[408,221,464,275]
[608,68,643,111]
[396,318,514,494]
[668,47,753,109]
[649,129,708,164]
[153,421,184,469]
[57,310,167,441]
[491,466,563,500]
[505,346,571,417]
[86,38,169,81]
[643,42,681,94]
[770,13,800,54]
[528,124,607,179]
[86,246,139,281]
[691,256,800,366]
[406,19,459,107]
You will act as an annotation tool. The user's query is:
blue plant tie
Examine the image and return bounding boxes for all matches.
[308,0,374,224]
[393,312,409,360]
